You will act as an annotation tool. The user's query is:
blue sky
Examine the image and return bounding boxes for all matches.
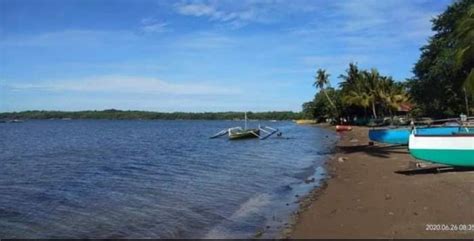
[0,0,452,112]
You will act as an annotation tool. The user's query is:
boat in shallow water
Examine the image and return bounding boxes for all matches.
[368,126,466,145]
[408,132,474,167]
[228,127,260,140]
[210,112,280,140]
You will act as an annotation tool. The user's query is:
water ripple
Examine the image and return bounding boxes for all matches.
[0,120,337,238]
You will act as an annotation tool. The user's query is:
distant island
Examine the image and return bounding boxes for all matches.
[0,109,303,121]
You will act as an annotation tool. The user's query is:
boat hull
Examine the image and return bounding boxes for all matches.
[369,126,464,145]
[229,129,260,140]
[409,134,474,167]
[369,128,410,144]
[336,125,352,132]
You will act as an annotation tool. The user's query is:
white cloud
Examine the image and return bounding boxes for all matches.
[141,22,168,33]
[287,0,442,54]
[139,18,169,33]
[175,2,252,28]
[176,3,216,16]
[174,0,315,28]
[8,75,241,95]
[334,0,438,36]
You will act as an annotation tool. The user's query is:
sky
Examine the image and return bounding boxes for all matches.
[0,0,452,112]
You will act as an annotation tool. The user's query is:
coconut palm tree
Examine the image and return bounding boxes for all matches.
[343,88,371,115]
[340,64,370,117]
[339,62,360,89]
[313,68,338,117]
[361,69,382,119]
[378,77,411,119]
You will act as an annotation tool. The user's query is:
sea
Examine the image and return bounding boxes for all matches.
[0,120,338,238]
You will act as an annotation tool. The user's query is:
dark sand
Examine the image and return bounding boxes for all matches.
[288,126,474,239]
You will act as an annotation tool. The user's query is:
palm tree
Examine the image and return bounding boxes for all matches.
[339,62,360,89]
[378,77,411,119]
[361,69,382,119]
[313,69,338,117]
[339,64,412,119]
[340,64,370,117]
[343,89,371,115]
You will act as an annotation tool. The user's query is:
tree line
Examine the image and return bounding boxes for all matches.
[303,0,473,122]
[0,109,303,120]
[303,65,410,123]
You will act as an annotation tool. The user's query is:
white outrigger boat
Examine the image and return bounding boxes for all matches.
[408,126,474,167]
[210,113,280,140]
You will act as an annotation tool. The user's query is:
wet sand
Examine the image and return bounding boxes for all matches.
[288,126,474,239]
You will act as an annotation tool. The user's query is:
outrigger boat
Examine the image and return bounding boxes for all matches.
[369,116,474,145]
[227,127,260,140]
[210,113,280,140]
[408,127,474,167]
[368,126,463,145]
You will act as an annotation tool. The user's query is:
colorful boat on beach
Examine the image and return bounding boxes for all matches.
[408,132,474,167]
[368,126,463,145]
[336,125,352,132]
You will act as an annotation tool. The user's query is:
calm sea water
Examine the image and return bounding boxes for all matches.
[0,120,338,238]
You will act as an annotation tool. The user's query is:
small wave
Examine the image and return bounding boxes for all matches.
[204,193,271,238]
[231,193,271,219]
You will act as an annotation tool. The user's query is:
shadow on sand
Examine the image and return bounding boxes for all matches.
[337,143,474,175]
[395,166,474,175]
[337,144,408,158]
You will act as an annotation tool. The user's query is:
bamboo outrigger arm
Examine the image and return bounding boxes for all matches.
[258,125,280,140]
[209,129,229,139]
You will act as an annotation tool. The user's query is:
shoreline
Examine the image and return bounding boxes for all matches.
[279,123,339,238]
[284,126,474,238]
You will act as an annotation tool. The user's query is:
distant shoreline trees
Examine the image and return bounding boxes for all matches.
[0,110,303,121]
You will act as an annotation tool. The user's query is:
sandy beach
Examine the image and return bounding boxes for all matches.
[288,126,474,239]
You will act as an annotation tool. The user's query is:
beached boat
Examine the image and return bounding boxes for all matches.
[336,125,352,132]
[408,132,474,167]
[368,126,463,145]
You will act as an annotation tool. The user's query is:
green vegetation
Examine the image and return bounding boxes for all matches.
[303,64,410,123]
[0,109,302,120]
[409,0,473,117]
[304,0,473,122]
[313,69,338,117]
